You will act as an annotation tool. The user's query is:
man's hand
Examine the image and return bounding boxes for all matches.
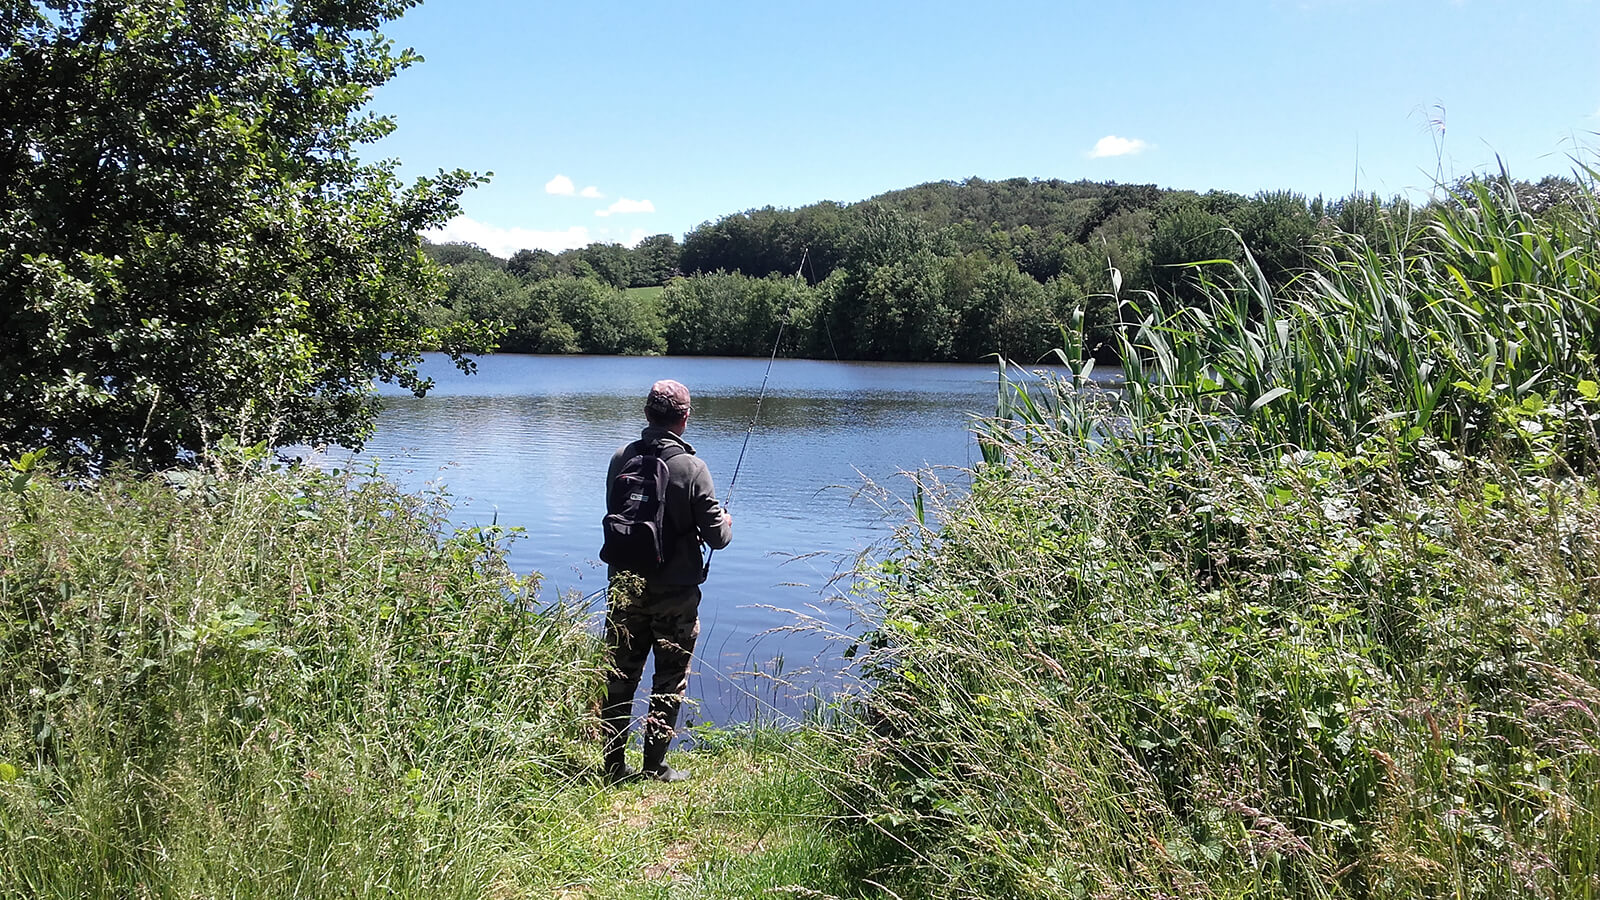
[720,507,733,527]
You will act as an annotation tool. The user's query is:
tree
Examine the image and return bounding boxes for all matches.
[0,0,482,469]
[1230,191,1317,284]
[658,271,794,356]
[435,260,527,346]
[576,242,632,289]
[426,242,502,268]
[1149,199,1239,306]
[955,261,1055,363]
[506,247,560,282]
[629,234,680,287]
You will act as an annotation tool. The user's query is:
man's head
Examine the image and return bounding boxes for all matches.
[645,379,691,430]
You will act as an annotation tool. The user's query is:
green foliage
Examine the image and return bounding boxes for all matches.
[539,277,665,355]
[423,171,1583,371]
[505,246,562,281]
[1232,190,1319,284]
[630,233,683,286]
[576,242,634,289]
[1149,198,1239,304]
[954,262,1057,363]
[0,0,487,469]
[0,461,603,896]
[660,271,800,357]
[829,163,1600,897]
[426,242,504,269]
[828,249,954,361]
[433,257,527,341]
[680,202,854,283]
[0,463,897,897]
[1110,168,1600,473]
[844,446,1600,897]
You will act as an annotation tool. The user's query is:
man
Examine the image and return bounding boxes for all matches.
[601,379,732,783]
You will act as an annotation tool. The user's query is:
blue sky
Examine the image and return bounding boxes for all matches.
[368,0,1600,257]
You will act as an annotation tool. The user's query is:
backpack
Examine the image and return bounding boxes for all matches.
[600,443,685,574]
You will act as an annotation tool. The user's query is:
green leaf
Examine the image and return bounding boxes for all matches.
[1249,386,1293,413]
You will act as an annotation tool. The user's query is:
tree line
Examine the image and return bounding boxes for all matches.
[426,174,1586,364]
[3,0,1585,470]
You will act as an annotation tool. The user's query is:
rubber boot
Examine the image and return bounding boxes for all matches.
[601,706,639,784]
[642,731,690,783]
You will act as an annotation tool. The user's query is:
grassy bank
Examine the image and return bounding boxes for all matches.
[0,457,885,898]
[826,168,1600,897]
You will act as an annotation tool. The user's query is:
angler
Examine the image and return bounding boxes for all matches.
[599,379,732,783]
[598,276,793,784]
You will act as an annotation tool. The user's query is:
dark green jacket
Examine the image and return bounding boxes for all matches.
[606,425,732,585]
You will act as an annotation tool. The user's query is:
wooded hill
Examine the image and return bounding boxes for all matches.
[425,174,1580,363]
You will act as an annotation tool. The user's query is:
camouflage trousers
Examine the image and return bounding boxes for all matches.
[603,580,701,744]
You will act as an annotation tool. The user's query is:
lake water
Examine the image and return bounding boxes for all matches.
[301,353,1066,727]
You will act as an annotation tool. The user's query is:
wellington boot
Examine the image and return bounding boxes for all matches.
[647,763,691,783]
[642,735,690,783]
[603,746,640,784]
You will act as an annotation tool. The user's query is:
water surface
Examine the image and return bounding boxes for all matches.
[307,353,1081,725]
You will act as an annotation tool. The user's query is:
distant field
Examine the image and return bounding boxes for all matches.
[624,285,663,302]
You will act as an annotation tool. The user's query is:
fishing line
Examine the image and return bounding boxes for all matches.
[701,250,806,576]
[722,314,786,507]
[701,310,784,578]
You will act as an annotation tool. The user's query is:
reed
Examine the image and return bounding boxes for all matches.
[1110,165,1599,472]
[840,165,1600,898]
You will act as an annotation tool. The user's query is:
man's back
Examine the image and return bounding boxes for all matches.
[607,425,731,585]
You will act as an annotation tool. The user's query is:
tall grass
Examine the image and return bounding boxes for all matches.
[0,452,603,897]
[837,166,1600,897]
[992,165,1600,476]
[0,452,897,898]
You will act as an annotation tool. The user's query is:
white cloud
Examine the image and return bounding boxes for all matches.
[595,197,655,217]
[548,175,607,199]
[1086,135,1152,159]
[424,216,594,257]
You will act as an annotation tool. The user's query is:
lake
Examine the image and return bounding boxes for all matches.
[301,353,1075,727]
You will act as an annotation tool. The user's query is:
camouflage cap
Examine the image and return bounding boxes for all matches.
[645,379,691,418]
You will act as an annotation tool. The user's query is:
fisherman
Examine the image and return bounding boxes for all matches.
[600,379,732,783]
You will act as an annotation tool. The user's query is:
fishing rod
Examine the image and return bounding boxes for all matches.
[702,304,785,576]
[702,250,805,575]
[724,316,785,505]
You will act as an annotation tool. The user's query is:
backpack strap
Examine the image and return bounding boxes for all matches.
[652,443,686,536]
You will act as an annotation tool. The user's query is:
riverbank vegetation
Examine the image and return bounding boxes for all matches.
[825,165,1600,896]
[0,453,888,897]
[423,173,1583,366]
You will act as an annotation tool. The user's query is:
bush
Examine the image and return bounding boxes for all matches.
[844,441,1600,897]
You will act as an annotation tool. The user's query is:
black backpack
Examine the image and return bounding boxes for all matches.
[600,443,685,574]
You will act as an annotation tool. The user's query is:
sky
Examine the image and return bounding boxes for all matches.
[365,0,1600,258]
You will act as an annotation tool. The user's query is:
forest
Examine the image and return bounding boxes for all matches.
[424,174,1582,363]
